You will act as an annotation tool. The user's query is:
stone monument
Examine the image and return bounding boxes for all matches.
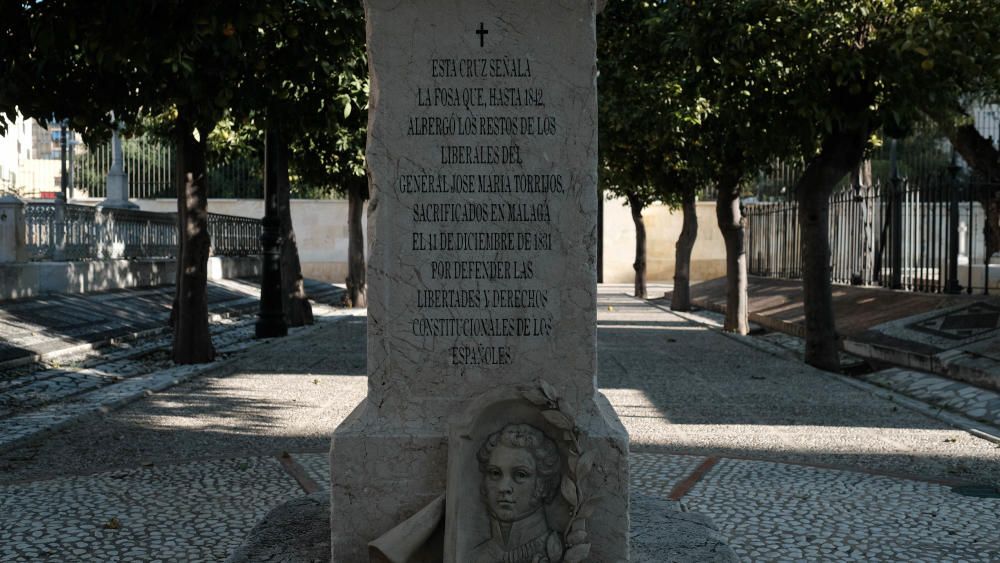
[330,1,630,561]
[98,123,138,210]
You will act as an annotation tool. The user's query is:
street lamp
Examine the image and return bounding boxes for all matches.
[255,128,288,339]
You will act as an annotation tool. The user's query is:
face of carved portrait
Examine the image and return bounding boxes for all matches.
[483,444,540,523]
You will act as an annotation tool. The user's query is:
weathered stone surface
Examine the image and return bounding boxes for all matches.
[330,0,627,560]
[227,492,331,563]
[231,493,734,563]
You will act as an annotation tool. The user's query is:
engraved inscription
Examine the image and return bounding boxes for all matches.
[399,35,563,366]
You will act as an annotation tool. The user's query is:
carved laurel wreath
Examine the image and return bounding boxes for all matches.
[521,379,597,563]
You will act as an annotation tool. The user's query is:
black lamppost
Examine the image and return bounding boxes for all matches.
[889,138,904,290]
[59,121,69,198]
[945,150,963,294]
[255,128,288,339]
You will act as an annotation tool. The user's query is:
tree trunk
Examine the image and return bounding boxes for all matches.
[275,135,313,326]
[794,127,870,372]
[172,118,215,364]
[947,123,1000,260]
[345,176,368,308]
[626,192,647,299]
[672,187,698,311]
[715,179,747,334]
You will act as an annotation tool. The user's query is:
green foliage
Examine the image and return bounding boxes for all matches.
[0,1,369,198]
[235,0,369,198]
[650,1,806,192]
[654,0,1000,193]
[2,1,282,138]
[598,1,709,209]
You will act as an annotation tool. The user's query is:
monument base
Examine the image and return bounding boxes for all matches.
[329,391,630,562]
[230,492,737,563]
[329,399,449,562]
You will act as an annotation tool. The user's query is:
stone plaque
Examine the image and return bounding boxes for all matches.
[330,1,628,561]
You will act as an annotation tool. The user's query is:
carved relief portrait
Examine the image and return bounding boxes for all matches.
[471,424,564,563]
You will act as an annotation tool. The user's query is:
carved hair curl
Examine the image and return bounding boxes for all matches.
[477,423,561,507]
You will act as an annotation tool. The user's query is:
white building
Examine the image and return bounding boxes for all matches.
[0,114,32,193]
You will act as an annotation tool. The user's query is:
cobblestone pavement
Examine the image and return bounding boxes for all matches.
[662,297,1000,442]
[1,287,999,561]
[1,450,997,562]
[0,280,346,453]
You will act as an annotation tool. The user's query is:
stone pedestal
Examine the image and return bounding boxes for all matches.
[330,1,628,561]
[99,129,138,210]
[99,170,138,210]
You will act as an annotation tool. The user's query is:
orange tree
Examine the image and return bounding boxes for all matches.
[234,0,367,319]
[650,1,801,334]
[657,0,1000,370]
[598,0,709,303]
[0,1,366,361]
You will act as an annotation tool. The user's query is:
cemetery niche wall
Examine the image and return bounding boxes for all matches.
[329,0,630,561]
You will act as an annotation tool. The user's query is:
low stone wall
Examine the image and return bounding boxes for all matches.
[602,198,727,284]
[75,196,723,287]
[0,256,259,301]
[129,198,360,284]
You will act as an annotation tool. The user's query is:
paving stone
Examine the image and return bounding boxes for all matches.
[0,457,302,562]
[0,289,347,455]
[683,458,1000,562]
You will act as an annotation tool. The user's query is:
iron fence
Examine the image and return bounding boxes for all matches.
[22,200,262,261]
[207,213,265,257]
[73,137,265,199]
[17,127,341,200]
[745,177,997,295]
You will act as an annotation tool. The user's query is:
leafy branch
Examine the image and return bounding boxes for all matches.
[521,379,597,563]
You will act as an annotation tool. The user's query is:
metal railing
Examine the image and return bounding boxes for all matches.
[745,176,997,294]
[73,137,266,200]
[207,213,264,257]
[22,200,262,261]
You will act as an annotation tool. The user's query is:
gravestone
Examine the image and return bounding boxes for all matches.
[329,0,629,561]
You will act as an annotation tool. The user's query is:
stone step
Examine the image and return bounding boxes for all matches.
[0,319,255,420]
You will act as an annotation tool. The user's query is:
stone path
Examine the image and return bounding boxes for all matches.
[0,280,346,453]
[861,368,1000,429]
[0,278,343,368]
[1,287,999,561]
[660,295,1000,444]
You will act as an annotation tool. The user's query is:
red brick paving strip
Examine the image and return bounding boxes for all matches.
[668,456,719,501]
[277,452,322,494]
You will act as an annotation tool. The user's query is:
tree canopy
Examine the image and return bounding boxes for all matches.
[650,0,1000,368]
